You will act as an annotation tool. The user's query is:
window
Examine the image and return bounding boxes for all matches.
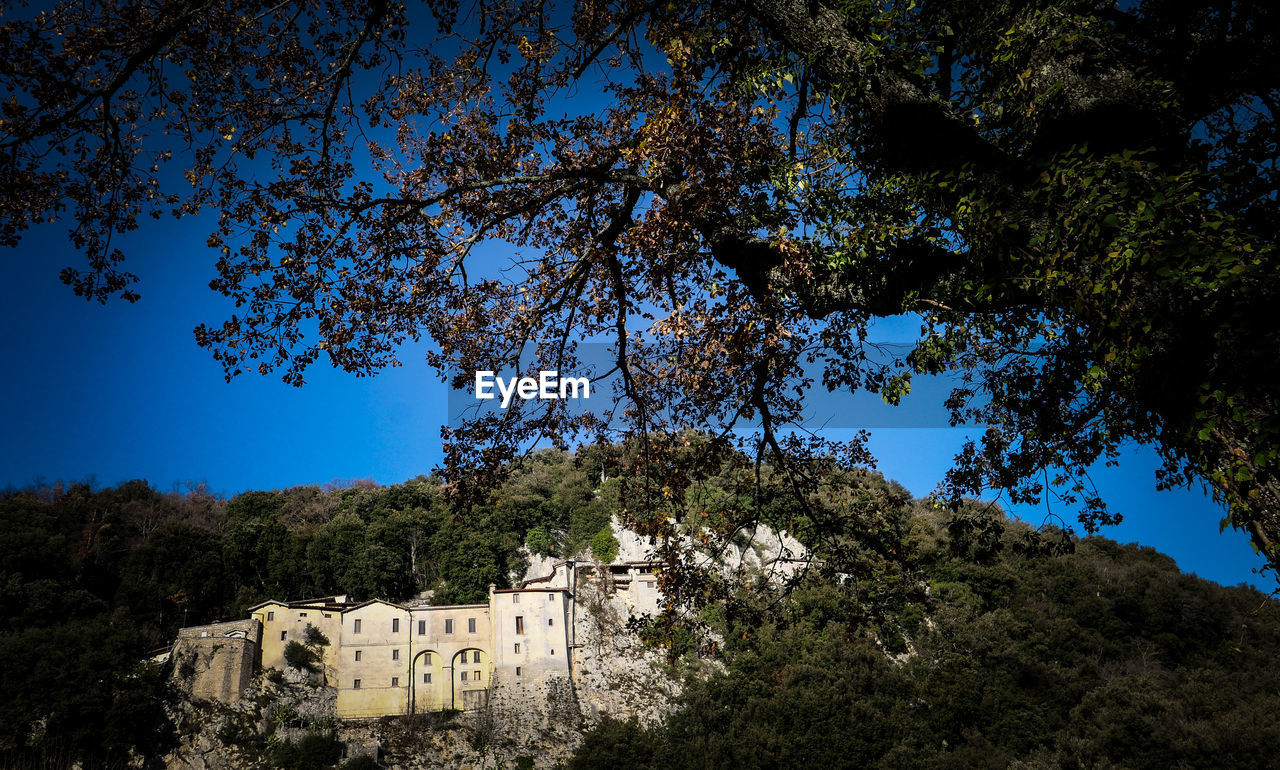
[267,611,275,621]
[392,618,400,633]
[391,677,399,687]
[473,670,480,680]
[548,618,554,626]
[353,618,362,634]
[516,666,522,676]
[515,616,524,634]
[472,651,481,663]
[392,649,399,660]
[425,652,432,664]
[418,620,426,635]
[424,673,432,684]
[324,613,332,618]
[551,649,555,655]
[461,671,469,682]
[355,650,362,662]
[445,619,453,634]
[548,593,554,601]
[467,617,476,633]
[353,679,361,689]
[280,630,287,640]
[514,643,520,654]
[299,612,307,617]
[513,594,520,604]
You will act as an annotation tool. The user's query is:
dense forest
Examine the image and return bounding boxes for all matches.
[0,448,618,766]
[2,444,1279,767]
[572,531,1280,768]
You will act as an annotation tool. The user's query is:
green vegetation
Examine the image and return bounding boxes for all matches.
[271,731,341,769]
[2,445,1277,767]
[569,511,1280,768]
[0,450,612,764]
[282,640,317,670]
[304,624,331,648]
[590,527,621,564]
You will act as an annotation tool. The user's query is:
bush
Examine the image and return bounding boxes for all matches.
[282,640,317,670]
[567,718,655,770]
[216,718,248,746]
[590,526,619,563]
[525,525,555,557]
[304,623,330,648]
[273,732,341,769]
[341,756,380,770]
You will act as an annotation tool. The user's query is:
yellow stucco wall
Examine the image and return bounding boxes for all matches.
[251,601,344,675]
[491,589,572,685]
[251,580,587,719]
[335,601,413,718]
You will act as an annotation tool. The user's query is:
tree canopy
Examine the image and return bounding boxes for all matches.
[2,0,1278,573]
[570,523,1280,769]
[3,453,1278,765]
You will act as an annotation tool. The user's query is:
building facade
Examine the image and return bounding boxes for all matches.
[178,558,663,720]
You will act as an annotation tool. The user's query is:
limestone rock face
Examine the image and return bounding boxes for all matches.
[570,573,683,727]
[162,668,582,769]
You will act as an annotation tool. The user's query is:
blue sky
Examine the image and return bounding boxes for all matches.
[0,210,1269,590]
[0,0,1268,591]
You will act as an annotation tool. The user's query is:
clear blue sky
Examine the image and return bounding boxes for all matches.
[1,215,1268,590]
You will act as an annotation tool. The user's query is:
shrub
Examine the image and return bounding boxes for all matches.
[272,732,341,769]
[216,718,245,746]
[304,623,330,648]
[525,525,555,557]
[590,526,619,563]
[567,718,655,770]
[283,640,317,670]
[295,733,341,766]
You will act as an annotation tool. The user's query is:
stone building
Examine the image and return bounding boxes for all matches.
[170,619,261,704]
[175,558,664,720]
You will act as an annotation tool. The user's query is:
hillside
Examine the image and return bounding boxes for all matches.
[1,446,1277,768]
[572,525,1280,768]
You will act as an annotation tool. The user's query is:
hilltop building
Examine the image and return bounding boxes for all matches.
[172,559,664,719]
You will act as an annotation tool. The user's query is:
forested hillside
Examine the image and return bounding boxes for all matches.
[572,529,1280,768]
[0,449,617,766]
[2,445,1278,768]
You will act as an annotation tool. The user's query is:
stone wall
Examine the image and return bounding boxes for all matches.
[172,619,261,704]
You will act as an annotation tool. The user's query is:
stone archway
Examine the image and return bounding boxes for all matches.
[409,648,445,713]
[450,647,491,711]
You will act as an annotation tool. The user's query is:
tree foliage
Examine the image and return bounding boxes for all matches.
[572,515,1280,768]
[304,622,331,649]
[3,0,1277,576]
[590,526,621,563]
[1,450,1277,764]
[282,639,317,670]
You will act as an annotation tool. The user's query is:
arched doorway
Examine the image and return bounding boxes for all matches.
[450,647,491,711]
[409,649,445,713]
